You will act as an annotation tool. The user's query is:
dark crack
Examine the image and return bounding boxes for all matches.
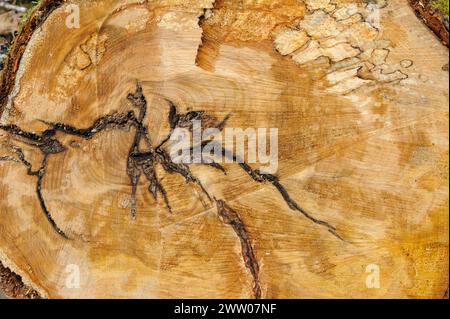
[0,124,68,238]
[35,154,68,239]
[1,82,343,243]
[0,85,152,237]
[228,147,344,241]
[155,100,231,203]
[216,200,261,299]
[157,101,343,240]
[0,83,225,238]
[180,139,344,241]
[40,83,175,218]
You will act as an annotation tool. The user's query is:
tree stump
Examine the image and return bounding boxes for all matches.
[0,0,448,298]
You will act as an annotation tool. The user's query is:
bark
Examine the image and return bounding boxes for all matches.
[409,0,449,47]
[0,261,39,299]
[0,0,448,298]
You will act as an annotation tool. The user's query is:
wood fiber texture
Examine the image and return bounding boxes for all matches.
[0,0,448,298]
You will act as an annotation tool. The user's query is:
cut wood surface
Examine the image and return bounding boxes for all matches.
[0,0,448,298]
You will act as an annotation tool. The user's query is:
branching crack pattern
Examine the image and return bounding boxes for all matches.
[0,82,345,298]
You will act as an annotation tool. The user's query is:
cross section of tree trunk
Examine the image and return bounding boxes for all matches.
[0,0,448,298]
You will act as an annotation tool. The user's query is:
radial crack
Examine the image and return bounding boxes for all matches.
[42,83,174,217]
[1,81,344,243]
[35,154,69,239]
[0,123,68,238]
[181,140,344,241]
[216,200,261,299]
[232,149,344,241]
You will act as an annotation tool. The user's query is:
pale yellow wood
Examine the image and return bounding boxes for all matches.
[0,0,448,298]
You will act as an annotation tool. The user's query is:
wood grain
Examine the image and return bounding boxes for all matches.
[0,0,448,298]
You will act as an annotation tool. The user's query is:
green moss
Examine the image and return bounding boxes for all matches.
[16,0,39,7]
[18,1,40,32]
[432,0,449,17]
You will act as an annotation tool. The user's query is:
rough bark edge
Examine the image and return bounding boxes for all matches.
[0,0,64,299]
[0,261,40,299]
[409,0,449,47]
[0,0,446,300]
[0,249,46,299]
[0,0,65,115]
